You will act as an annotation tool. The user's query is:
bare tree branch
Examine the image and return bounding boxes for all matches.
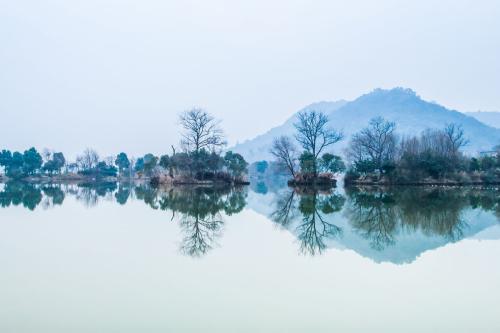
[270,136,298,177]
[179,108,227,153]
[294,110,343,176]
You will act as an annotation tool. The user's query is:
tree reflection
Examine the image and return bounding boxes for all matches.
[75,182,117,207]
[395,189,469,241]
[344,187,500,251]
[345,189,398,250]
[0,181,248,257]
[134,184,160,209]
[0,182,42,210]
[114,184,131,205]
[157,186,247,257]
[42,185,65,206]
[2,179,498,261]
[296,189,345,255]
[271,190,297,227]
[271,187,345,255]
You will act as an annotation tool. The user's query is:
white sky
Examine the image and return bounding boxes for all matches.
[1,0,499,159]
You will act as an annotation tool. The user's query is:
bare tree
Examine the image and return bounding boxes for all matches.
[347,117,398,176]
[78,148,99,170]
[443,123,469,156]
[42,148,53,163]
[270,136,298,177]
[419,124,468,159]
[294,110,343,176]
[179,108,227,153]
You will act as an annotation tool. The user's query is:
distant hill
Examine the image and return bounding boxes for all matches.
[465,111,500,129]
[232,88,500,162]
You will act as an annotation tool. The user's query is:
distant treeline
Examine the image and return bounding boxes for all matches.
[0,108,248,184]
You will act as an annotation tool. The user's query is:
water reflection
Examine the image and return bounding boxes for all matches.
[263,185,499,260]
[345,187,500,251]
[115,183,132,205]
[271,188,345,255]
[1,181,499,261]
[0,182,43,210]
[156,187,246,257]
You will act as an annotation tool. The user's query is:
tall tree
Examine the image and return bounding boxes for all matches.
[143,154,158,176]
[134,157,145,173]
[23,147,43,175]
[294,110,343,176]
[0,150,12,173]
[443,123,469,156]
[179,108,226,153]
[115,152,130,174]
[52,152,66,173]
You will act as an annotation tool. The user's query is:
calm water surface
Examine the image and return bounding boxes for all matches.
[0,182,499,332]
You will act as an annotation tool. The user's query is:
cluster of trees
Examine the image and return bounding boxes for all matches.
[0,147,119,180]
[469,152,500,178]
[270,110,345,184]
[153,149,247,183]
[0,148,65,179]
[346,117,500,183]
[74,148,118,178]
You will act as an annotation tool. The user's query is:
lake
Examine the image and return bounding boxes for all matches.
[1,181,499,332]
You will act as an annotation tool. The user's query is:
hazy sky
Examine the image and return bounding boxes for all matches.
[1,0,499,158]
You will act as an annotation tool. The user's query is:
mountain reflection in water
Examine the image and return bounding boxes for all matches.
[1,181,499,262]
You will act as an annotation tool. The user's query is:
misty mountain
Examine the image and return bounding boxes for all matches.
[465,111,500,129]
[232,88,500,162]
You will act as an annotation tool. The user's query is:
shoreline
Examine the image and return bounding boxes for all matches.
[0,175,250,187]
[2,175,499,188]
